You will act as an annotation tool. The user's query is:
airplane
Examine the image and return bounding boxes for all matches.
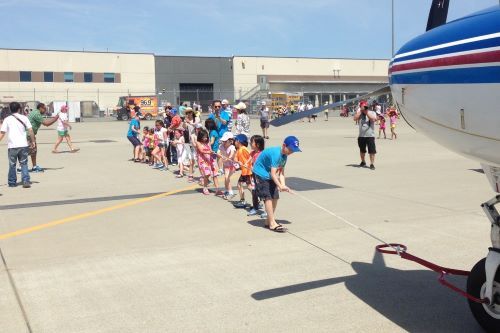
[270,1,500,331]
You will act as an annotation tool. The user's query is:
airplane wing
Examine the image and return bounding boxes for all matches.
[270,85,391,127]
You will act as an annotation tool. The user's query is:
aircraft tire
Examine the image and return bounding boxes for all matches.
[467,258,500,332]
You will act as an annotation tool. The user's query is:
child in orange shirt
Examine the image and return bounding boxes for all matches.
[233,134,253,208]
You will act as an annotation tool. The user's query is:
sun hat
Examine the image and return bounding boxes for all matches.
[261,101,267,105]
[283,136,301,153]
[220,132,234,142]
[234,102,247,110]
[221,99,229,105]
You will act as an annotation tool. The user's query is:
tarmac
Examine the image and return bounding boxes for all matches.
[0,114,491,332]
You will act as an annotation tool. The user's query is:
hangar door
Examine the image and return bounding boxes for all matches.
[179,83,214,111]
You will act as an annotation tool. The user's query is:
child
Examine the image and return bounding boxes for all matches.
[378,115,387,139]
[218,132,236,199]
[388,109,398,140]
[195,129,222,196]
[152,120,168,170]
[252,136,301,232]
[247,135,265,216]
[53,105,79,153]
[234,102,250,137]
[205,118,222,176]
[141,127,150,162]
[148,128,157,166]
[233,134,254,208]
[172,129,189,178]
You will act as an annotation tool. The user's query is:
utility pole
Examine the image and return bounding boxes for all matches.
[391,0,395,57]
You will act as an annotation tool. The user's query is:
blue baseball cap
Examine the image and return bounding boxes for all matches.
[283,136,301,152]
[234,134,248,146]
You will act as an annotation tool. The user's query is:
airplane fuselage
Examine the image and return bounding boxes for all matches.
[390,6,500,169]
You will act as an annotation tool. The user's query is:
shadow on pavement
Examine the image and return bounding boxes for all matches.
[247,219,292,229]
[251,251,481,332]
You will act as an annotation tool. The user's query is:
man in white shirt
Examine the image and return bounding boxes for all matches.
[0,102,36,188]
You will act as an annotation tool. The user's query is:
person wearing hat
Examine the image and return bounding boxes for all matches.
[258,101,270,139]
[221,99,233,131]
[234,102,250,138]
[252,136,301,232]
[218,131,236,199]
[354,102,377,170]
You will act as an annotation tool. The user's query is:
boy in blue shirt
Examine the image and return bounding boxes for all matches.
[127,113,142,161]
[252,136,301,232]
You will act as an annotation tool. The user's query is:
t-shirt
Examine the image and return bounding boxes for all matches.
[220,144,236,167]
[235,146,252,176]
[252,146,287,180]
[57,112,68,131]
[0,113,32,148]
[259,108,270,121]
[235,114,250,136]
[358,111,376,138]
[209,129,219,152]
[155,127,168,144]
[178,106,186,117]
[208,112,230,135]
[127,118,140,137]
[28,109,44,135]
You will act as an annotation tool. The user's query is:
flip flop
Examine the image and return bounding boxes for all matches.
[71,148,80,153]
[270,225,286,233]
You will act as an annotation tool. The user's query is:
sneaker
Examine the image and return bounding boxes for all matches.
[22,181,31,188]
[32,165,44,173]
[260,212,268,218]
[247,208,258,216]
[370,164,376,170]
[258,202,264,210]
[152,163,163,169]
[234,201,246,208]
[359,161,366,167]
[8,183,17,188]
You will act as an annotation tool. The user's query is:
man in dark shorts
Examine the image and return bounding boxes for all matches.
[258,101,270,139]
[127,113,142,161]
[27,103,59,172]
[252,136,301,232]
[354,101,377,170]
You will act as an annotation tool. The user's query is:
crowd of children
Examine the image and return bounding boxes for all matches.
[128,103,271,219]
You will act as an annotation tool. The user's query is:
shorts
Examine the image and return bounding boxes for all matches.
[255,175,279,201]
[238,175,253,185]
[127,136,141,147]
[28,135,37,155]
[58,130,68,137]
[391,124,396,129]
[358,137,377,154]
[260,119,269,129]
[158,143,166,149]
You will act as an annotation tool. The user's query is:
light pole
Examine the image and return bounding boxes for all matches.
[391,0,395,57]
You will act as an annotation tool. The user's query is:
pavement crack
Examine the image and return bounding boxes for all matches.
[0,246,33,333]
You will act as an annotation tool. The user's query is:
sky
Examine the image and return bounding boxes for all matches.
[0,0,498,59]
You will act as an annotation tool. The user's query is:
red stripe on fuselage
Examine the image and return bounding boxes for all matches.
[389,50,500,74]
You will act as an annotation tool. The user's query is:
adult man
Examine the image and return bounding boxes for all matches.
[0,102,36,188]
[126,112,142,162]
[221,99,233,131]
[208,100,230,136]
[353,101,378,170]
[258,101,270,139]
[252,136,301,232]
[27,103,59,172]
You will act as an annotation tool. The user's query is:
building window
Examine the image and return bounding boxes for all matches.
[104,73,115,83]
[44,72,53,82]
[84,72,93,83]
[20,71,32,82]
[64,72,74,82]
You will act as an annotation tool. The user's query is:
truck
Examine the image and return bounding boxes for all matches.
[115,96,158,121]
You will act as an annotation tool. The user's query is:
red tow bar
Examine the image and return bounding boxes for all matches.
[376,244,489,304]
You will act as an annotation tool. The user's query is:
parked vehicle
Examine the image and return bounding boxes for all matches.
[115,96,158,121]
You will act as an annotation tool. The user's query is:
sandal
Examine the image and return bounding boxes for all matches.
[202,188,210,195]
[188,175,194,182]
[176,174,184,178]
[270,225,286,233]
[70,148,80,153]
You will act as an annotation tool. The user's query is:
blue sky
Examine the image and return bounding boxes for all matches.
[0,0,497,59]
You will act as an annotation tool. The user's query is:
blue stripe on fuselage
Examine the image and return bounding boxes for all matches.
[390,66,500,84]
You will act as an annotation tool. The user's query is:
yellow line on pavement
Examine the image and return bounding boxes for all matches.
[0,185,198,241]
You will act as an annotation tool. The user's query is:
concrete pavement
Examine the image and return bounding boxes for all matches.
[0,116,490,332]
